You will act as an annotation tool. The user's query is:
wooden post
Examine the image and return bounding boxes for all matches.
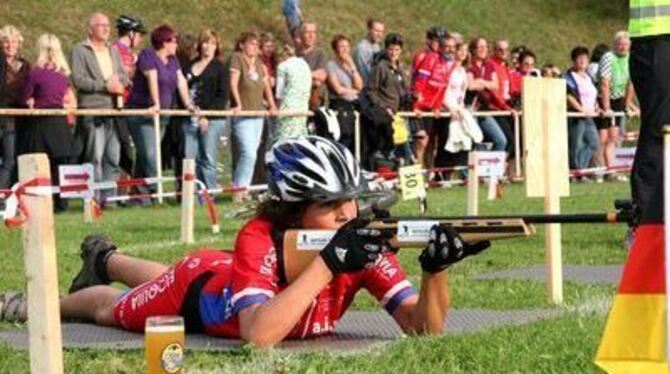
[354,111,361,162]
[513,111,522,179]
[83,198,95,223]
[181,159,196,244]
[543,94,563,304]
[154,113,164,204]
[487,177,498,201]
[467,152,479,215]
[18,153,64,374]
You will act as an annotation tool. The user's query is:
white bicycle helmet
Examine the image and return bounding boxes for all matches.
[266,136,361,202]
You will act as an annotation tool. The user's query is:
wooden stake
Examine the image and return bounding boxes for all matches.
[154,113,164,204]
[542,84,564,305]
[181,159,196,244]
[354,111,361,162]
[18,153,64,374]
[83,198,95,223]
[467,152,479,215]
[487,176,498,201]
[513,112,522,179]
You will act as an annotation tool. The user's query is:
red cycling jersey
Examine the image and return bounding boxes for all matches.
[411,50,455,111]
[113,218,416,339]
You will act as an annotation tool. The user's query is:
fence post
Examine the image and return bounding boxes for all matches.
[83,197,95,223]
[181,159,196,244]
[513,111,522,180]
[543,95,563,304]
[467,152,479,215]
[354,111,361,162]
[153,112,164,204]
[18,153,64,374]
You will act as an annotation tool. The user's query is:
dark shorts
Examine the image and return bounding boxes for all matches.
[411,117,438,137]
[597,98,626,130]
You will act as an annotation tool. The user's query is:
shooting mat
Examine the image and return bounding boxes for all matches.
[0,309,561,354]
[474,265,622,285]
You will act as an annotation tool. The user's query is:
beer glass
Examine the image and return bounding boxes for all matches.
[145,316,185,374]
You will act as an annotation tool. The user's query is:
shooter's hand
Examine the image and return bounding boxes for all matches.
[419,225,490,273]
[320,218,393,275]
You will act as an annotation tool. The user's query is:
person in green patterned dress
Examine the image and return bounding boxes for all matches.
[272,44,312,144]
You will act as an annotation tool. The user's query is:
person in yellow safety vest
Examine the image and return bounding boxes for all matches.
[628,0,670,225]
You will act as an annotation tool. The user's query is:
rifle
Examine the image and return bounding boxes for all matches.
[280,199,634,283]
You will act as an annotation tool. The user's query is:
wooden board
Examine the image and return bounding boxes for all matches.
[522,77,570,198]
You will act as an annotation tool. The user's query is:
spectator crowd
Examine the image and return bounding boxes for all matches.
[0,7,641,211]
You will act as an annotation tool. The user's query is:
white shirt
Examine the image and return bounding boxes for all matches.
[443,66,467,109]
[571,71,598,111]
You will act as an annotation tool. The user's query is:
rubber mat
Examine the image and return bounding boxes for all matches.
[474,265,622,285]
[0,309,561,354]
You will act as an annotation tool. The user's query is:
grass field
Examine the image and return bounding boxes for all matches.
[0,180,631,373]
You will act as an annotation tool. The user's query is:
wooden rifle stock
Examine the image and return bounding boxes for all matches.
[280,210,631,283]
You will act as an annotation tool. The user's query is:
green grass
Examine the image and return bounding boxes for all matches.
[0,180,630,373]
[0,0,627,69]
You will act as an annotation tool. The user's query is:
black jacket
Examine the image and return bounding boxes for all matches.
[0,50,6,107]
[183,58,229,113]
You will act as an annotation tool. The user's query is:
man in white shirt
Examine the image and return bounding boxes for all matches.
[354,18,385,85]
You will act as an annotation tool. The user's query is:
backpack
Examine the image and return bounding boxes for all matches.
[313,107,341,141]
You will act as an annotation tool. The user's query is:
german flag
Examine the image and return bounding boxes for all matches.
[595,224,669,373]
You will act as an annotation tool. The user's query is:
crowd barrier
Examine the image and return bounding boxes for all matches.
[0,108,635,205]
[0,108,311,204]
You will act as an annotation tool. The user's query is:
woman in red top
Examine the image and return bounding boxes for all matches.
[467,37,508,152]
[2,136,490,347]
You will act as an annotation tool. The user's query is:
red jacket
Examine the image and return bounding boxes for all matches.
[468,59,511,111]
[509,69,526,103]
[411,50,454,111]
[490,56,512,104]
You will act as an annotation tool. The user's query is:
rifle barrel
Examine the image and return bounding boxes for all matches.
[382,212,632,225]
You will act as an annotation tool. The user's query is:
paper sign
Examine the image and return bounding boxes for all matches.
[613,147,636,168]
[399,164,426,201]
[58,163,94,199]
[396,220,439,243]
[477,152,506,178]
[296,230,336,250]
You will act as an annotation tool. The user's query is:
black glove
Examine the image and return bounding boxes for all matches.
[320,218,393,275]
[419,225,491,273]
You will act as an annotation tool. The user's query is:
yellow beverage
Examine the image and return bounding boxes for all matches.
[145,316,185,374]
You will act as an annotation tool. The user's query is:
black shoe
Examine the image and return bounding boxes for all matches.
[68,234,117,294]
[0,292,27,323]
